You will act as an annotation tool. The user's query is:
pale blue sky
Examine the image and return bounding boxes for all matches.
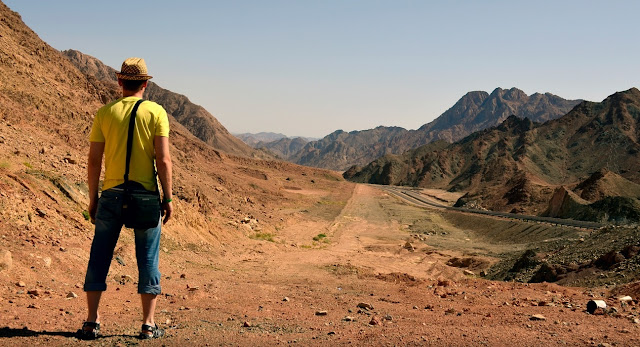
[5,0,639,137]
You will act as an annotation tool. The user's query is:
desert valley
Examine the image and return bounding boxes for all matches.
[1,1,640,346]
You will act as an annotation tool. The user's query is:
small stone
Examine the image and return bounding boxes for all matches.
[445,308,456,315]
[27,289,41,296]
[357,302,374,310]
[66,292,78,299]
[383,314,393,321]
[282,297,290,302]
[0,250,12,271]
[403,242,415,252]
[618,296,633,302]
[327,331,336,335]
[315,310,328,316]
[369,316,382,326]
[180,274,186,279]
[16,281,26,287]
[59,247,66,252]
[27,304,39,309]
[632,318,639,324]
[162,247,169,253]
[413,306,419,310]
[43,257,52,268]
[120,275,134,284]
[243,321,252,327]
[115,256,126,266]
[463,270,475,276]
[343,316,354,322]
[530,314,546,321]
[35,208,47,218]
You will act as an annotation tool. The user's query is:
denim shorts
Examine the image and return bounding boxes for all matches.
[83,188,162,294]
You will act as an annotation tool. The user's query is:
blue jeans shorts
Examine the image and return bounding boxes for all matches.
[83,187,162,294]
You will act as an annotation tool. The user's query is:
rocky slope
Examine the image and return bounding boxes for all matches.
[290,88,581,171]
[0,0,347,304]
[255,136,309,160]
[346,89,640,221]
[62,49,265,158]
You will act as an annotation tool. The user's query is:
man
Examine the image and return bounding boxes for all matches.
[78,57,173,340]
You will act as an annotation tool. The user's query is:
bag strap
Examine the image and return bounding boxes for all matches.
[124,99,145,184]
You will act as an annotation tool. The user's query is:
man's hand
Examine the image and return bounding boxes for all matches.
[162,201,173,224]
[88,199,98,224]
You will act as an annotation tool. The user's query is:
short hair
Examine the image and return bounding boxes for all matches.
[120,79,147,92]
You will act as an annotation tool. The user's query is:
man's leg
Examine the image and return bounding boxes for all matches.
[83,191,124,324]
[141,293,157,326]
[134,219,162,326]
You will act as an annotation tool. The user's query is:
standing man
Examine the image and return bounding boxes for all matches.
[78,57,173,340]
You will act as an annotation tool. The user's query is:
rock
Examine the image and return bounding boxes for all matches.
[66,292,78,299]
[357,302,374,310]
[282,297,290,302]
[27,304,39,309]
[343,316,355,322]
[327,331,336,335]
[180,274,186,279]
[315,310,328,316]
[115,256,126,266]
[16,281,26,287]
[529,314,546,321]
[632,318,639,324]
[120,275,134,284]
[0,250,12,271]
[403,242,415,252]
[479,270,487,277]
[243,321,252,327]
[27,289,41,296]
[35,208,47,217]
[43,257,52,268]
[369,316,382,326]
[618,296,633,303]
[383,314,393,321]
[463,270,475,276]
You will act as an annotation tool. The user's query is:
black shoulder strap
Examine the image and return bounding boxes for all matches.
[124,99,144,183]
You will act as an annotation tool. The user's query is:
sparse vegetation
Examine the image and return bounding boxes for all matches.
[251,232,275,242]
[312,233,327,242]
[82,210,90,221]
[22,161,32,169]
[0,161,10,169]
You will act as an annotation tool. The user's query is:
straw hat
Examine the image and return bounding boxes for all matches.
[115,57,153,80]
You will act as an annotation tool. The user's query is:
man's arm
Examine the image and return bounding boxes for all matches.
[154,135,173,224]
[87,141,105,223]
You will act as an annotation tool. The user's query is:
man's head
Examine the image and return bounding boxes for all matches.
[116,57,152,92]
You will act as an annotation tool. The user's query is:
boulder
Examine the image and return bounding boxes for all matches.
[0,250,12,271]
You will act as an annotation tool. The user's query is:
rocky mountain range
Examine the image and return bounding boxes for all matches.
[345,88,640,222]
[286,88,581,171]
[63,49,264,158]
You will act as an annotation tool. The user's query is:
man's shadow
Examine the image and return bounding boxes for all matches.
[0,326,130,339]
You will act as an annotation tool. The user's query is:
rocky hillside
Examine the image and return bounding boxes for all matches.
[235,132,288,147]
[0,0,348,294]
[62,49,264,158]
[346,89,640,221]
[290,88,581,171]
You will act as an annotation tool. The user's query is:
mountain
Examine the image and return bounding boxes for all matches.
[290,88,581,171]
[345,88,640,221]
[63,49,263,158]
[235,132,289,146]
[255,136,309,160]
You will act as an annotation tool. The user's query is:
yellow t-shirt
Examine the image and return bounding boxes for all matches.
[89,96,170,191]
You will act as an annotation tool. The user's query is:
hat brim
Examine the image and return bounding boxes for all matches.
[116,72,153,81]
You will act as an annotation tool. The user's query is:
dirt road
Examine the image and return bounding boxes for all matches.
[0,184,638,346]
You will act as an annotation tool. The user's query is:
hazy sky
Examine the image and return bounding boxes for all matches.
[5,0,640,138]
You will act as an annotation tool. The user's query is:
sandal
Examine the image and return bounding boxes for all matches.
[139,323,165,339]
[76,321,100,340]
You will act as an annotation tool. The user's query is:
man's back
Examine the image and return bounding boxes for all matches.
[90,96,169,191]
